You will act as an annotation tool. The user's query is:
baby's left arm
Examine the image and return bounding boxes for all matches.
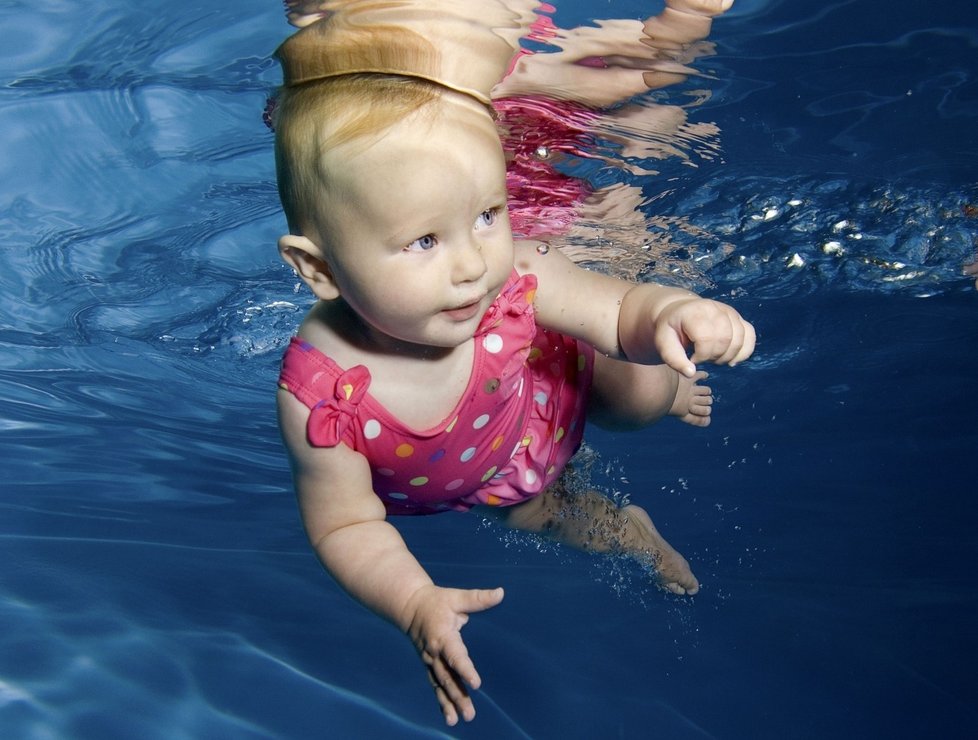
[515,240,755,376]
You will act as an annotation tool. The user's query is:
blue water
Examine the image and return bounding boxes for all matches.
[2,0,976,737]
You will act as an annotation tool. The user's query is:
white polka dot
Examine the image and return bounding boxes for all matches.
[388,492,408,500]
[460,447,477,462]
[534,391,548,405]
[445,479,465,491]
[363,419,381,439]
[482,333,504,353]
[525,470,538,485]
[516,377,524,397]
[473,413,490,429]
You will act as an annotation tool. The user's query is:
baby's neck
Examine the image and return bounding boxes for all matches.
[305,299,476,429]
[318,298,455,362]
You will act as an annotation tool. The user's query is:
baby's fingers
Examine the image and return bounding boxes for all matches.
[654,324,697,377]
[709,315,750,366]
[428,636,478,724]
[729,320,756,365]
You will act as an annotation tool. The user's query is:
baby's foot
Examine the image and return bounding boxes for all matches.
[284,0,331,28]
[623,505,699,595]
[964,258,978,290]
[666,0,735,18]
[669,370,712,427]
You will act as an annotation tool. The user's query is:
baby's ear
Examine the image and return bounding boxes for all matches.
[278,234,341,300]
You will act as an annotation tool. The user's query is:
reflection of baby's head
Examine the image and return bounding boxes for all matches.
[271,1,517,243]
[273,74,443,237]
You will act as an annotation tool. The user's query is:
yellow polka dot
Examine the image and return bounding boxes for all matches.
[486,494,502,506]
[395,443,415,458]
[528,347,542,362]
[341,383,354,400]
[525,288,536,304]
[446,416,458,433]
[491,435,504,451]
[409,476,428,486]
[481,466,498,482]
[555,427,565,443]
[522,435,532,447]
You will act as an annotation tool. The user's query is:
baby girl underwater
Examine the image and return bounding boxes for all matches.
[270,0,754,726]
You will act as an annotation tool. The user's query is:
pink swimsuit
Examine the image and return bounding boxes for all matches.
[278,271,594,515]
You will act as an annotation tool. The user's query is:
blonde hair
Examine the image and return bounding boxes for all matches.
[274,73,442,236]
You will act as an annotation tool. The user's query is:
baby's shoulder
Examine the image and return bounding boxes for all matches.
[294,301,364,364]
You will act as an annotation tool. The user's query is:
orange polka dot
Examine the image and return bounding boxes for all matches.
[486,494,502,506]
[491,435,504,451]
[395,443,415,458]
[525,288,536,304]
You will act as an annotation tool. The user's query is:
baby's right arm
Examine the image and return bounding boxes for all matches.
[277,389,504,726]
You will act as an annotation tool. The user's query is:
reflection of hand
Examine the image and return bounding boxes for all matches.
[654,298,756,377]
[403,585,505,726]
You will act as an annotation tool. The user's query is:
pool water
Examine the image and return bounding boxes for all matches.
[2,0,977,738]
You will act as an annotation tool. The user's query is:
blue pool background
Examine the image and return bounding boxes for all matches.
[2,0,977,737]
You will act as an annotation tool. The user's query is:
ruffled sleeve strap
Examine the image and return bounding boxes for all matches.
[278,338,372,449]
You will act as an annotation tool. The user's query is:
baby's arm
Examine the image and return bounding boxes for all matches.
[278,390,504,726]
[515,240,755,376]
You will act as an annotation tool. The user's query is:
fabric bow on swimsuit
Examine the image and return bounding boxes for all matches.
[306,365,371,447]
[476,273,536,334]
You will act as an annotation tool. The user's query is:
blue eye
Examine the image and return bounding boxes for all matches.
[476,208,498,229]
[406,234,436,252]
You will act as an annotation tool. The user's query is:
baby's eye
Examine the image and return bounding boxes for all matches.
[405,234,437,252]
[475,207,499,229]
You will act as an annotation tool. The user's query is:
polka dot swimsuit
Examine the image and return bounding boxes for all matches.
[278,271,594,515]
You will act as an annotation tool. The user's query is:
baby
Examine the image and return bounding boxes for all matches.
[271,1,755,726]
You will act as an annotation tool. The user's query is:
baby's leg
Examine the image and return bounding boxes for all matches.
[588,353,712,431]
[486,485,699,595]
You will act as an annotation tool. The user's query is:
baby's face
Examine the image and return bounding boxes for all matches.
[312,94,515,351]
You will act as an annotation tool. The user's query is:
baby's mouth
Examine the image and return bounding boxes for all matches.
[442,296,485,321]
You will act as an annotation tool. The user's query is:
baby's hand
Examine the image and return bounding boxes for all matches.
[654,297,755,377]
[403,585,505,726]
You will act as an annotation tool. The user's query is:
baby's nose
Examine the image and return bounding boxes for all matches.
[452,239,487,283]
